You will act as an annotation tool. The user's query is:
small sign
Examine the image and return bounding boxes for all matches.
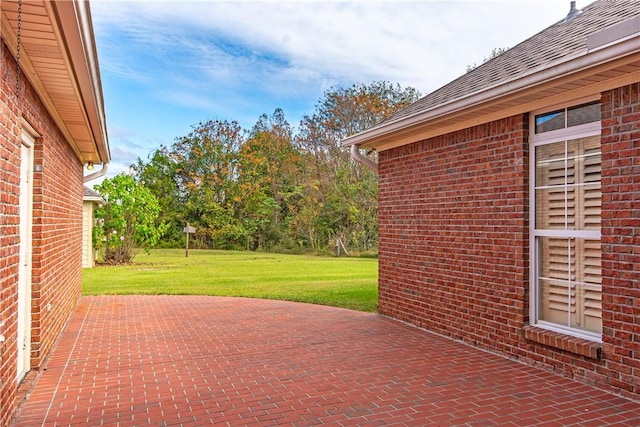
[184,223,196,257]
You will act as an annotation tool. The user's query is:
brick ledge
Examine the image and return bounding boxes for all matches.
[524,326,602,359]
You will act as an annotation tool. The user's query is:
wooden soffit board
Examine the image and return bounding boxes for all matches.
[1,0,109,164]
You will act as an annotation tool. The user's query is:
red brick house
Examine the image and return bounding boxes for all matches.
[0,1,109,424]
[344,0,639,399]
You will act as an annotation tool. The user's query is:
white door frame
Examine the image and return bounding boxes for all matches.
[17,126,35,382]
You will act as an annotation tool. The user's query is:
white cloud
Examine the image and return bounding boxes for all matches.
[93,0,586,94]
[91,0,591,179]
[110,143,143,162]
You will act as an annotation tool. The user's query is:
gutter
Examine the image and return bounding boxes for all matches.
[350,144,378,174]
[83,163,108,183]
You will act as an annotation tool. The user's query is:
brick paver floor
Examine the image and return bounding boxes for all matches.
[14,296,640,426]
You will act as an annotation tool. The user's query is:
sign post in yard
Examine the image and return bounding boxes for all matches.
[183,223,196,257]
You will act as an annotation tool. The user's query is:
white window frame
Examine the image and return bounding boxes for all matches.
[529,102,602,342]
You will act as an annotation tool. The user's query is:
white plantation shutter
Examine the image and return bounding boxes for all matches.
[579,142,601,335]
[536,143,571,326]
[533,124,601,337]
[572,138,601,333]
[582,146,602,232]
[539,238,571,326]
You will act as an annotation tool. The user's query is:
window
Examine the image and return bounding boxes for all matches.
[530,101,602,340]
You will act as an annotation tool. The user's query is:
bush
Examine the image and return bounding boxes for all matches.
[93,174,168,264]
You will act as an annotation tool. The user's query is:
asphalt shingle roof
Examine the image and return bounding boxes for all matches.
[381,0,640,125]
[83,186,103,200]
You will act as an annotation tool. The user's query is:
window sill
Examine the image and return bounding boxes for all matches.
[524,326,602,359]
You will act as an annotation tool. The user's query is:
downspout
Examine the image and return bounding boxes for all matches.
[83,163,108,183]
[350,144,378,174]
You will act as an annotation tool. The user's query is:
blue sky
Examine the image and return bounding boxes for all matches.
[90,0,590,179]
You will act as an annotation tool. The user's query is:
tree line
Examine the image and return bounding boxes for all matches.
[94,81,420,260]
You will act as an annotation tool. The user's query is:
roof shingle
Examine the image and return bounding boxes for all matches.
[380,0,639,125]
[83,186,103,201]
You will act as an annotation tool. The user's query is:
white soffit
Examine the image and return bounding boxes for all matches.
[1,0,109,164]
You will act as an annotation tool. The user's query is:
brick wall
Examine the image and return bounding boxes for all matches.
[1,38,83,426]
[25,63,84,365]
[0,38,22,427]
[378,89,640,400]
[378,115,530,355]
[28,107,83,368]
[601,83,640,398]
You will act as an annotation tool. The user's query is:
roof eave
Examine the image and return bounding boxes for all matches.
[51,0,110,164]
[84,195,104,203]
[1,0,110,165]
[342,27,640,151]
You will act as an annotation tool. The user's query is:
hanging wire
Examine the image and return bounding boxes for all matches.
[15,0,23,98]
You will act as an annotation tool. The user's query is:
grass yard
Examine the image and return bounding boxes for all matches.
[83,249,378,312]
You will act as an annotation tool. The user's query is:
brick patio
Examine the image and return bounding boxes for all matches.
[14,296,640,426]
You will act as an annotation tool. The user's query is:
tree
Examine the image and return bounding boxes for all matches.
[131,147,183,247]
[238,109,302,250]
[121,80,421,254]
[93,174,167,264]
[170,119,245,248]
[295,81,421,251]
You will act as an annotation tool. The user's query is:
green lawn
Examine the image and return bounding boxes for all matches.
[83,249,378,312]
